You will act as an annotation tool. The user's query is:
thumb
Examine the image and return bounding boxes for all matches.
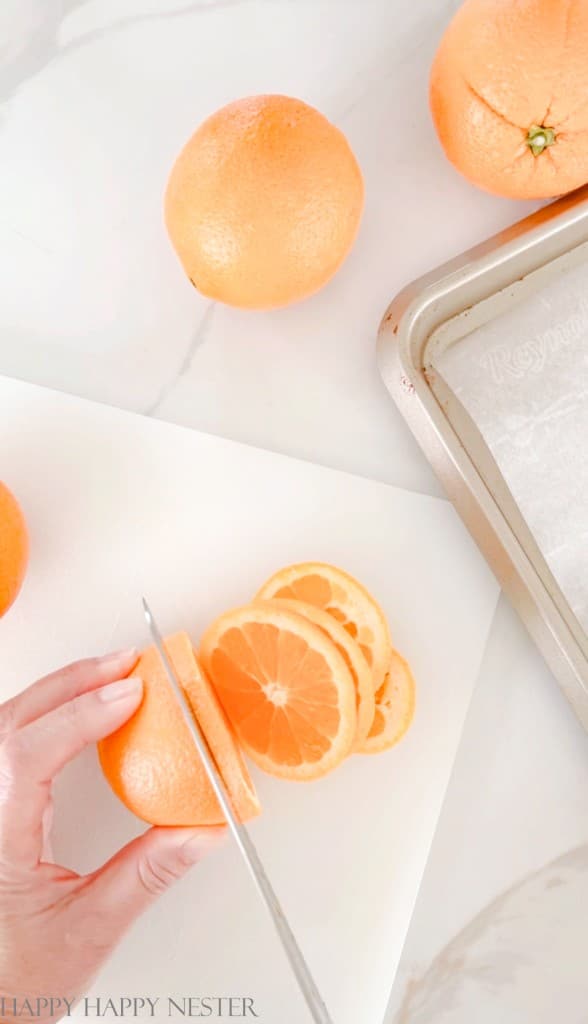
[83,826,225,936]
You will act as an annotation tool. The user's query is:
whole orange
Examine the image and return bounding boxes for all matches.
[430,0,588,199]
[164,95,364,309]
[0,482,29,618]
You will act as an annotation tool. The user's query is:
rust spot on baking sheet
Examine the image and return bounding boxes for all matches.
[383,312,399,332]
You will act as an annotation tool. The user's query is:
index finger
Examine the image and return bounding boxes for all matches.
[0,648,138,736]
[0,675,143,870]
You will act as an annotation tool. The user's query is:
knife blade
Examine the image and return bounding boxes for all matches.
[142,597,334,1024]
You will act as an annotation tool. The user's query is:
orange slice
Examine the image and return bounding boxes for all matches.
[264,597,375,748]
[256,562,392,691]
[199,603,357,780]
[357,650,415,754]
[99,632,261,826]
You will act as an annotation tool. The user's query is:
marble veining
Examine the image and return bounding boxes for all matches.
[393,846,588,1024]
[145,301,216,416]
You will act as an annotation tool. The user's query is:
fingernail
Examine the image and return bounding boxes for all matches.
[180,829,226,865]
[101,647,138,666]
[98,677,143,703]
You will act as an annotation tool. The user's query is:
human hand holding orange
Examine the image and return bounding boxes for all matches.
[0,650,223,1023]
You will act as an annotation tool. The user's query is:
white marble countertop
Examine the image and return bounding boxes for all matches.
[1,2,587,1021]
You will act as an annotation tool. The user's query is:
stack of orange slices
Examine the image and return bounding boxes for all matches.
[100,562,416,826]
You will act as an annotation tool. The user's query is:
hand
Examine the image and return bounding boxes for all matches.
[0,650,224,1023]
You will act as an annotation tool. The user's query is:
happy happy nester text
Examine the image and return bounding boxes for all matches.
[0,998,259,1019]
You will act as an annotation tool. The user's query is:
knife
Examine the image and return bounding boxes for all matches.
[142,598,335,1024]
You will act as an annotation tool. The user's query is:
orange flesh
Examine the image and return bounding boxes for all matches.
[256,563,392,690]
[211,625,341,764]
[264,597,375,747]
[358,650,416,755]
[200,604,357,780]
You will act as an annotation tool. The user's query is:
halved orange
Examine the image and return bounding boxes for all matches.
[256,562,392,691]
[99,632,261,826]
[264,597,375,748]
[199,603,357,780]
[357,650,415,755]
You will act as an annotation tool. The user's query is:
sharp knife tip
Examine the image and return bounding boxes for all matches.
[141,596,153,626]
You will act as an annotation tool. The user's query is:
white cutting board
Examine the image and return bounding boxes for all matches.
[0,377,498,1024]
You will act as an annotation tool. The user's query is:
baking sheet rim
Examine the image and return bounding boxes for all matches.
[377,188,588,728]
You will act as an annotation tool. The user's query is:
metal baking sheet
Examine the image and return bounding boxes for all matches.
[378,187,588,729]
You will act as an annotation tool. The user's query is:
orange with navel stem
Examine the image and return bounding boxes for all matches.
[164,94,364,309]
[0,482,29,618]
[430,0,588,199]
[99,632,261,826]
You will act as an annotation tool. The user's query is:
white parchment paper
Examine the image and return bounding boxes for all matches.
[438,258,588,635]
